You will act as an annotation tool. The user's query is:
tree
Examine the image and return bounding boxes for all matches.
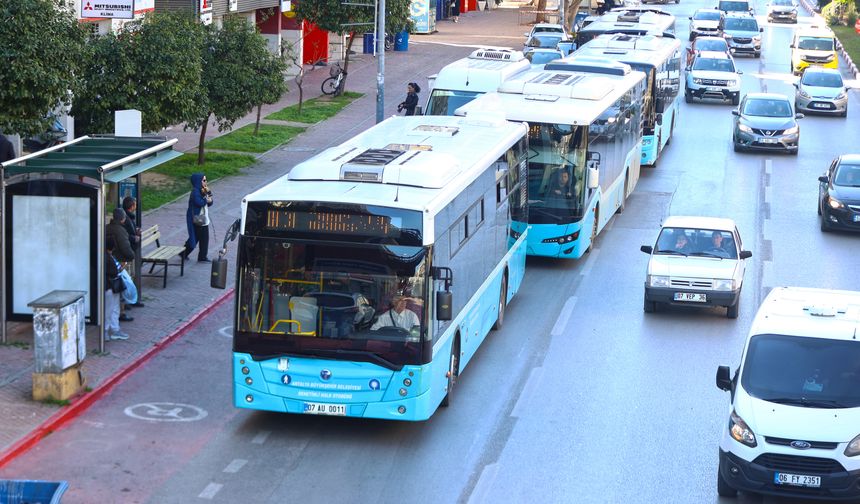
[124,12,206,133]
[283,41,307,115]
[564,0,586,30]
[295,0,413,96]
[72,33,136,136]
[248,11,289,135]
[0,0,85,137]
[186,16,272,164]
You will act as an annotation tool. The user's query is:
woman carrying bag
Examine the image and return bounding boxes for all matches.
[397,82,421,116]
[180,173,214,263]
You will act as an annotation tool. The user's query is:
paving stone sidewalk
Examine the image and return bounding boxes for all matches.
[0,6,526,465]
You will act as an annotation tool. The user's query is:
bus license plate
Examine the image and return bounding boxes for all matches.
[774,472,821,488]
[303,402,347,416]
[674,292,707,303]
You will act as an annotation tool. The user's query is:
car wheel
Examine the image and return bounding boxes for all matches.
[718,468,738,498]
[733,139,741,152]
[689,33,695,42]
[727,298,739,319]
[840,108,848,118]
[790,147,798,156]
[821,212,832,232]
[817,198,822,215]
[644,295,655,313]
[731,94,740,106]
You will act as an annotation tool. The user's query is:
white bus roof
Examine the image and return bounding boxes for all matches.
[579,9,675,34]
[243,114,527,219]
[575,33,682,66]
[430,48,531,94]
[455,64,645,125]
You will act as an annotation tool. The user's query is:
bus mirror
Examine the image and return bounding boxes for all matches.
[587,167,599,189]
[210,257,228,289]
[436,291,453,321]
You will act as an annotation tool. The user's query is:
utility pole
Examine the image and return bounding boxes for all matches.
[376,0,386,123]
[559,0,565,30]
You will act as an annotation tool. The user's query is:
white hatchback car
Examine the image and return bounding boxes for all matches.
[640,216,752,318]
[716,287,860,501]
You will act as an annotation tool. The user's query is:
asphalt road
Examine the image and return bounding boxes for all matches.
[2,2,859,503]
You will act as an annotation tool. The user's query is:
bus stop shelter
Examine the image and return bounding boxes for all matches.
[0,136,182,353]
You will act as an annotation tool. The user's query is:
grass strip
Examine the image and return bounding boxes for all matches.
[833,26,860,68]
[266,92,363,124]
[204,123,306,153]
[142,152,256,211]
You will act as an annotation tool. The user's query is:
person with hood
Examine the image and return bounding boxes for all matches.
[397,83,421,116]
[180,173,214,262]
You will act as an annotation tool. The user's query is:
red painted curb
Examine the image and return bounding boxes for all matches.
[0,288,235,469]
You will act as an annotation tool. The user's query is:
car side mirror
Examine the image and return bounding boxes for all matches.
[793,82,799,88]
[819,175,829,183]
[759,27,764,32]
[731,109,739,116]
[739,250,752,260]
[688,16,693,20]
[716,366,733,391]
[789,44,795,48]
[737,70,743,75]
[795,113,804,119]
[524,32,529,37]
[640,245,653,254]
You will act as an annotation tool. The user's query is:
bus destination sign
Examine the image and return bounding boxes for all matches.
[266,210,402,237]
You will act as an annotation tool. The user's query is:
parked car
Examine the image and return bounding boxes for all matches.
[686,35,731,67]
[523,48,565,69]
[524,23,570,40]
[524,31,575,55]
[640,216,752,318]
[716,286,860,501]
[689,9,725,40]
[818,154,860,232]
[732,93,802,154]
[795,67,849,117]
[766,0,798,23]
[723,13,763,57]
[685,50,742,105]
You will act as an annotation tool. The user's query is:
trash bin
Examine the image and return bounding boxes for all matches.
[363,33,375,54]
[0,480,69,504]
[394,30,409,51]
[28,290,87,401]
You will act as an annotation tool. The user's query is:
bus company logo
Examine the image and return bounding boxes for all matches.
[320,369,332,381]
[281,374,291,385]
[790,440,812,450]
[369,379,380,390]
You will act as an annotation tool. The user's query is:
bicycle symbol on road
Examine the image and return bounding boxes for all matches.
[124,402,208,422]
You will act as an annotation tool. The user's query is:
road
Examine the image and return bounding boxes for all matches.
[2,2,859,503]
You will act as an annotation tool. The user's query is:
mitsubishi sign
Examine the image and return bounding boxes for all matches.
[81,0,135,19]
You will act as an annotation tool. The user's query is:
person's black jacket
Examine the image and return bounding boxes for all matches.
[122,209,138,249]
[399,92,419,116]
[106,221,135,262]
[0,134,15,163]
[105,251,119,288]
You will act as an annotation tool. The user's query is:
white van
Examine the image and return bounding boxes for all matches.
[424,48,530,116]
[715,286,860,500]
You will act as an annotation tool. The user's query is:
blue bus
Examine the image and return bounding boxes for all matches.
[227,115,529,420]
[457,58,646,259]
[572,33,682,166]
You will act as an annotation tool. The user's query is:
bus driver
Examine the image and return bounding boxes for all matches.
[371,294,420,331]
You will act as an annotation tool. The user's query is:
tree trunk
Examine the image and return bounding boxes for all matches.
[296,73,304,114]
[254,104,262,135]
[536,0,548,22]
[197,116,210,165]
[336,33,357,97]
[566,0,584,29]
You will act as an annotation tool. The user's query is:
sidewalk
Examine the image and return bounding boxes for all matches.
[0,7,527,468]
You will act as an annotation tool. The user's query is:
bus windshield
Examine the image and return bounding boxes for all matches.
[426,89,480,116]
[234,237,428,368]
[526,124,587,224]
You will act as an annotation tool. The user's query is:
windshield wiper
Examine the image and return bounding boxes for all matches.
[656,249,688,256]
[689,251,723,259]
[765,397,851,409]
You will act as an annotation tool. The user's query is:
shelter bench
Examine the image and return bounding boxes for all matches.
[140,225,186,288]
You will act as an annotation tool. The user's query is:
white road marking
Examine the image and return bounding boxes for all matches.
[550,296,577,337]
[580,248,600,277]
[764,185,772,205]
[511,366,544,418]
[219,326,233,338]
[762,218,772,242]
[124,403,208,422]
[765,159,772,177]
[252,430,271,445]
[468,463,500,504]
[198,482,223,500]
[223,459,248,473]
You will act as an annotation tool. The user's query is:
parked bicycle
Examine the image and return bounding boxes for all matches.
[321,63,347,95]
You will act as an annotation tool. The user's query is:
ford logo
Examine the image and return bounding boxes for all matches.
[790,440,812,450]
[320,369,332,381]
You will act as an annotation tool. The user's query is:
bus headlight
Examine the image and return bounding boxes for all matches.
[648,275,669,288]
[738,124,753,133]
[714,279,735,291]
[845,433,860,457]
[729,410,757,447]
[542,231,579,244]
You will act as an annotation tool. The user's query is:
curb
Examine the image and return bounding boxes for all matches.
[0,288,235,469]
[797,0,860,79]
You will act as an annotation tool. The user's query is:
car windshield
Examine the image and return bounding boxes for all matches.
[741,334,860,409]
[835,164,860,187]
[527,51,563,65]
[529,34,563,48]
[720,0,749,10]
[798,36,834,51]
[694,10,722,20]
[743,98,792,117]
[426,89,480,116]
[802,71,844,87]
[692,57,735,72]
[655,227,738,258]
[695,39,729,52]
[725,18,758,31]
[534,26,564,34]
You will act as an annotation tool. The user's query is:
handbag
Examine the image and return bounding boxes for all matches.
[120,268,138,304]
[192,206,206,226]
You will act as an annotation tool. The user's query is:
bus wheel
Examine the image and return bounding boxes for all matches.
[441,337,460,407]
[492,273,508,330]
[616,175,628,214]
[586,207,599,253]
[665,118,674,146]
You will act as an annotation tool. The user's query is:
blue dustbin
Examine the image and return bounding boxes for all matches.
[362,33,375,54]
[394,31,409,51]
[0,480,69,504]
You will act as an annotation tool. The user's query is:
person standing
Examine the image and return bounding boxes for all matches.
[121,196,145,308]
[397,83,421,116]
[451,0,460,22]
[0,131,16,163]
[105,236,129,341]
[106,208,135,322]
[181,173,214,263]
